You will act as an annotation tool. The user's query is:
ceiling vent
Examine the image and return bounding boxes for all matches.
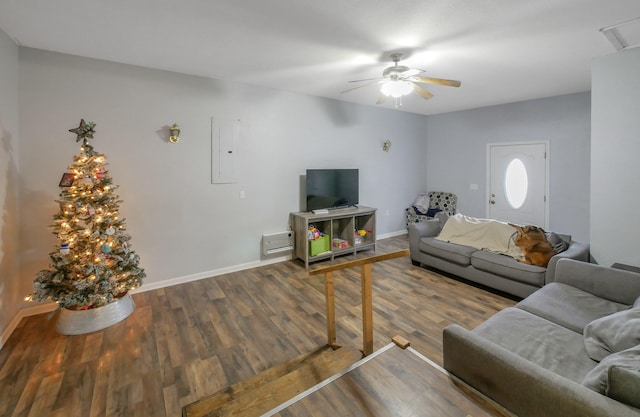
[600,17,640,51]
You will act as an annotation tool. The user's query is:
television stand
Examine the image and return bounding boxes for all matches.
[312,205,358,215]
[290,206,377,268]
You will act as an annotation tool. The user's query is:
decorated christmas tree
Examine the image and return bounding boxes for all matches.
[29,119,145,311]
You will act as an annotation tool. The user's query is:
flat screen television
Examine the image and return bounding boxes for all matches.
[306,169,359,212]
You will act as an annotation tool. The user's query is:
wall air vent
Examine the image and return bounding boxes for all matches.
[600,17,640,51]
[262,231,294,256]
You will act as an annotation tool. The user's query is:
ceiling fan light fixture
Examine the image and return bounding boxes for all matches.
[381,80,413,98]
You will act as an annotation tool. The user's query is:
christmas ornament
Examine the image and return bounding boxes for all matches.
[95,165,106,180]
[79,175,94,187]
[60,243,70,255]
[78,205,95,219]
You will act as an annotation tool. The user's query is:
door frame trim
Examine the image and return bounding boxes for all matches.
[485,140,550,228]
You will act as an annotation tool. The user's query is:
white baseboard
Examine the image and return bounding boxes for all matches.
[377,229,408,239]
[132,254,293,294]
[1,302,57,350]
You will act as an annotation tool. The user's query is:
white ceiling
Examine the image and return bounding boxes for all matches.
[1,0,639,115]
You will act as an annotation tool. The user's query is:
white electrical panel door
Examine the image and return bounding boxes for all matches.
[211,118,240,184]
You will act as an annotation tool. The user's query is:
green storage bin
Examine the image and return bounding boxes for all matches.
[309,235,330,256]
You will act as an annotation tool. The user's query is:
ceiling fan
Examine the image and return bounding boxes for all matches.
[342,53,461,106]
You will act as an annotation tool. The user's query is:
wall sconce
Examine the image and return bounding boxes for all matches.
[169,123,181,143]
[382,139,392,152]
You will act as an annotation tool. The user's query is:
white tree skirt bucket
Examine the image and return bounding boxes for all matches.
[55,293,135,335]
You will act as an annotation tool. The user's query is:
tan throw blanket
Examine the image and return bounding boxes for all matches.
[436,214,524,260]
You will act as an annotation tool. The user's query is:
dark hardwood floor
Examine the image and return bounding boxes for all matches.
[0,235,516,417]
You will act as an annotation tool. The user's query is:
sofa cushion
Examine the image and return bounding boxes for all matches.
[435,211,449,229]
[470,250,546,287]
[473,307,596,382]
[517,283,630,333]
[584,308,640,362]
[607,365,640,409]
[582,345,640,402]
[418,237,475,266]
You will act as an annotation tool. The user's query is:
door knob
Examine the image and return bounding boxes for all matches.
[490,199,496,204]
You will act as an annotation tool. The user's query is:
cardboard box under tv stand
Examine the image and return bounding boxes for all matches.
[290,206,376,268]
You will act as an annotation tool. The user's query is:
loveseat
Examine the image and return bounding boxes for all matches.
[443,259,640,417]
[408,214,590,298]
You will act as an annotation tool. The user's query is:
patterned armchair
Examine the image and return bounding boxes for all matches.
[406,191,457,228]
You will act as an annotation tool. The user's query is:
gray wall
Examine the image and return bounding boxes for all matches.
[424,93,591,242]
[591,48,640,267]
[17,48,428,303]
[0,28,20,342]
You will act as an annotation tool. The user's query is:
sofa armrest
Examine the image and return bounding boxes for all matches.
[408,220,441,258]
[545,241,590,283]
[553,258,640,305]
[408,219,441,238]
[443,324,640,417]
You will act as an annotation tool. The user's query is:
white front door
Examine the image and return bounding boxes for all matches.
[487,142,548,227]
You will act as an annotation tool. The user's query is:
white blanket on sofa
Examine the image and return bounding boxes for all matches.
[436,214,524,260]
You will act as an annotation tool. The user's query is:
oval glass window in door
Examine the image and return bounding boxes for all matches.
[504,158,528,209]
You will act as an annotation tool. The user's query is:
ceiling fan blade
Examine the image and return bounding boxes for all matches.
[412,76,461,87]
[376,93,387,105]
[347,77,385,83]
[341,80,383,94]
[413,83,434,100]
[400,68,423,77]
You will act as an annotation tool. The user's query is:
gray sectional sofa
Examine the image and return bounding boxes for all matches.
[408,218,590,298]
[443,259,640,417]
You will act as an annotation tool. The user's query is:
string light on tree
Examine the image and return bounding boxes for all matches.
[28,119,145,312]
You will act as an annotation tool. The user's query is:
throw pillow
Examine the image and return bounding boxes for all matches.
[583,308,640,362]
[582,345,640,403]
[634,296,640,309]
[412,193,429,215]
[545,231,569,253]
[608,366,640,409]
[434,211,449,230]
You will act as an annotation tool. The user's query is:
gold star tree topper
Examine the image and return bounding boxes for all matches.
[68,119,96,142]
